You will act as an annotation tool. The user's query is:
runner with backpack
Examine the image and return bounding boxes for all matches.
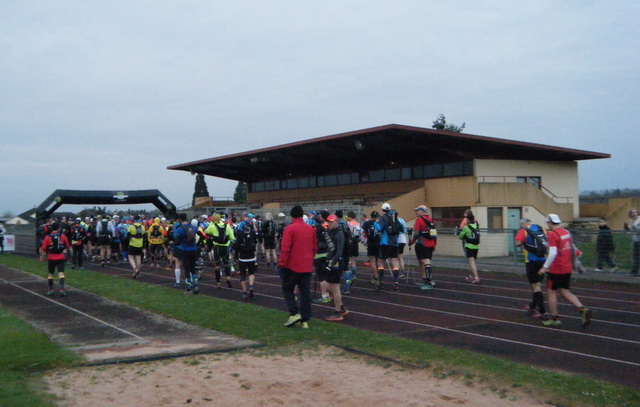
[261,212,278,269]
[361,211,382,286]
[70,218,87,270]
[205,213,235,289]
[174,214,200,294]
[127,216,146,279]
[234,217,259,299]
[147,217,166,268]
[39,222,71,297]
[342,211,361,294]
[458,211,481,284]
[514,218,548,319]
[95,216,114,267]
[376,203,403,292]
[408,205,438,290]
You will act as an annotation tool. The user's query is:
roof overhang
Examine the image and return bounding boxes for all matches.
[168,124,610,183]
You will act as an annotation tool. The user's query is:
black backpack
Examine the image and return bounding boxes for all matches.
[236,223,257,253]
[49,233,64,254]
[363,220,380,242]
[99,219,110,237]
[524,225,548,257]
[465,223,481,245]
[212,224,229,245]
[71,225,84,242]
[419,216,438,240]
[151,225,162,238]
[263,220,276,238]
[384,212,401,236]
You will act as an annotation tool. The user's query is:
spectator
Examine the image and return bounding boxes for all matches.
[595,218,617,272]
[278,205,317,329]
[624,209,640,277]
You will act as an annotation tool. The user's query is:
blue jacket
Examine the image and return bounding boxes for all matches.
[174,222,198,251]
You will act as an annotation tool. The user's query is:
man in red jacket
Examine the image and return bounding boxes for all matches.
[278,205,317,328]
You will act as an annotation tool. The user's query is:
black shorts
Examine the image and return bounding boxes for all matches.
[367,243,379,258]
[263,237,276,250]
[314,257,328,282]
[464,247,478,259]
[128,246,143,256]
[415,244,434,260]
[239,261,257,281]
[378,244,398,260]
[526,261,545,284]
[348,243,359,258]
[398,243,406,255]
[48,259,66,274]
[149,243,164,257]
[547,273,571,291]
[326,266,342,284]
[97,237,111,246]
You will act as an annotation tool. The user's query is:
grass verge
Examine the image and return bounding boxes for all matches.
[0,253,638,407]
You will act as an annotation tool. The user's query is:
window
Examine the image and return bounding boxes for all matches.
[528,177,541,189]
[338,173,351,185]
[413,165,424,178]
[350,173,360,183]
[401,167,412,180]
[434,207,468,229]
[424,164,443,178]
[369,170,384,182]
[443,162,464,177]
[287,178,298,189]
[264,181,275,191]
[385,168,401,181]
[324,175,337,186]
[487,207,503,230]
[252,182,264,192]
[298,177,309,188]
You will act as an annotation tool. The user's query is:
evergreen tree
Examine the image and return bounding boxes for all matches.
[234,181,247,204]
[432,113,466,133]
[192,174,210,206]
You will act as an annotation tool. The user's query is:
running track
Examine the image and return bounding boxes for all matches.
[64,259,640,388]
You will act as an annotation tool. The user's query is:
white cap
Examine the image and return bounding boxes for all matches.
[191,219,199,227]
[278,212,285,218]
[547,214,562,224]
[381,203,391,211]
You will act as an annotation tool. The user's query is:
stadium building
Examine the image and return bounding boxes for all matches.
[169,123,609,237]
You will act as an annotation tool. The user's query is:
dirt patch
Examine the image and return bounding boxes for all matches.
[44,346,549,407]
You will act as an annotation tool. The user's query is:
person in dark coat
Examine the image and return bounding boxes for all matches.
[595,218,617,272]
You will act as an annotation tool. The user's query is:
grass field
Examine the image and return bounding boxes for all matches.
[0,253,638,407]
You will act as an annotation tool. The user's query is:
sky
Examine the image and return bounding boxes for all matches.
[1,1,638,216]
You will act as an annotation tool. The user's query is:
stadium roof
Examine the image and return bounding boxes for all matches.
[168,124,610,183]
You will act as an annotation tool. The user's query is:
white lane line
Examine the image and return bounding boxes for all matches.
[1,276,146,341]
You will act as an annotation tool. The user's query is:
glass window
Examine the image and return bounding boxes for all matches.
[443,162,464,177]
[516,177,527,183]
[287,179,298,189]
[324,175,337,186]
[337,173,351,185]
[264,181,275,191]
[463,161,474,175]
[385,168,401,181]
[252,182,264,192]
[528,177,541,189]
[361,172,370,183]
[309,177,317,187]
[298,177,309,188]
[369,170,384,182]
[413,165,424,179]
[351,173,359,183]
[424,164,443,178]
[401,167,412,180]
[317,176,324,187]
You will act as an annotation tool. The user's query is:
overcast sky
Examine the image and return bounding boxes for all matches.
[1,1,638,216]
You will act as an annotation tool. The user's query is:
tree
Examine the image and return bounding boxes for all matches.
[432,114,466,133]
[234,181,247,204]
[192,174,210,206]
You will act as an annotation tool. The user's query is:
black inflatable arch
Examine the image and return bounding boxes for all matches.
[36,189,177,222]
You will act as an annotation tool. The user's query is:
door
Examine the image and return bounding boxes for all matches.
[507,207,522,255]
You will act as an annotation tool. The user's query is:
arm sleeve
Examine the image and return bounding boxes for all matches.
[543,246,557,268]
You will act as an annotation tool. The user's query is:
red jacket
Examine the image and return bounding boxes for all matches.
[278,217,317,273]
[409,215,437,248]
[40,233,71,261]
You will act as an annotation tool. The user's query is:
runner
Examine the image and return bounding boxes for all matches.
[261,212,278,269]
[205,213,235,289]
[538,214,593,328]
[514,218,547,319]
[127,216,146,279]
[376,203,402,292]
[408,205,437,290]
[147,217,166,268]
[343,211,361,294]
[39,222,71,297]
[361,211,382,286]
[70,218,86,269]
[324,214,348,321]
[234,217,258,299]
[458,212,481,284]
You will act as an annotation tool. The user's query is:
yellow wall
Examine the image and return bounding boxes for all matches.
[581,197,640,230]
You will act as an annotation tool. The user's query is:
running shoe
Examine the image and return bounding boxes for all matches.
[374,282,384,292]
[47,289,55,296]
[339,306,349,316]
[59,289,66,297]
[543,318,562,327]
[131,270,140,279]
[173,282,182,288]
[420,283,433,291]
[371,277,379,284]
[242,291,249,299]
[580,308,593,327]
[300,322,309,329]
[399,274,406,281]
[342,289,351,295]
[610,267,618,273]
[471,278,481,284]
[249,286,254,298]
[464,275,473,283]
[216,282,222,290]
[284,314,302,327]
[314,296,331,303]
[531,312,545,320]
[193,285,199,295]
[344,271,353,285]
[593,268,603,272]
[324,312,344,322]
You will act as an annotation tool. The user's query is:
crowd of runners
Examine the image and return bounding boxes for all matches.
[37,204,640,327]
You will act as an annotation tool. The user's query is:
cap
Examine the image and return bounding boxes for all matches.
[326,214,339,222]
[414,205,428,212]
[75,217,81,221]
[381,203,391,211]
[278,212,285,218]
[201,214,208,219]
[247,213,255,218]
[547,214,562,224]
